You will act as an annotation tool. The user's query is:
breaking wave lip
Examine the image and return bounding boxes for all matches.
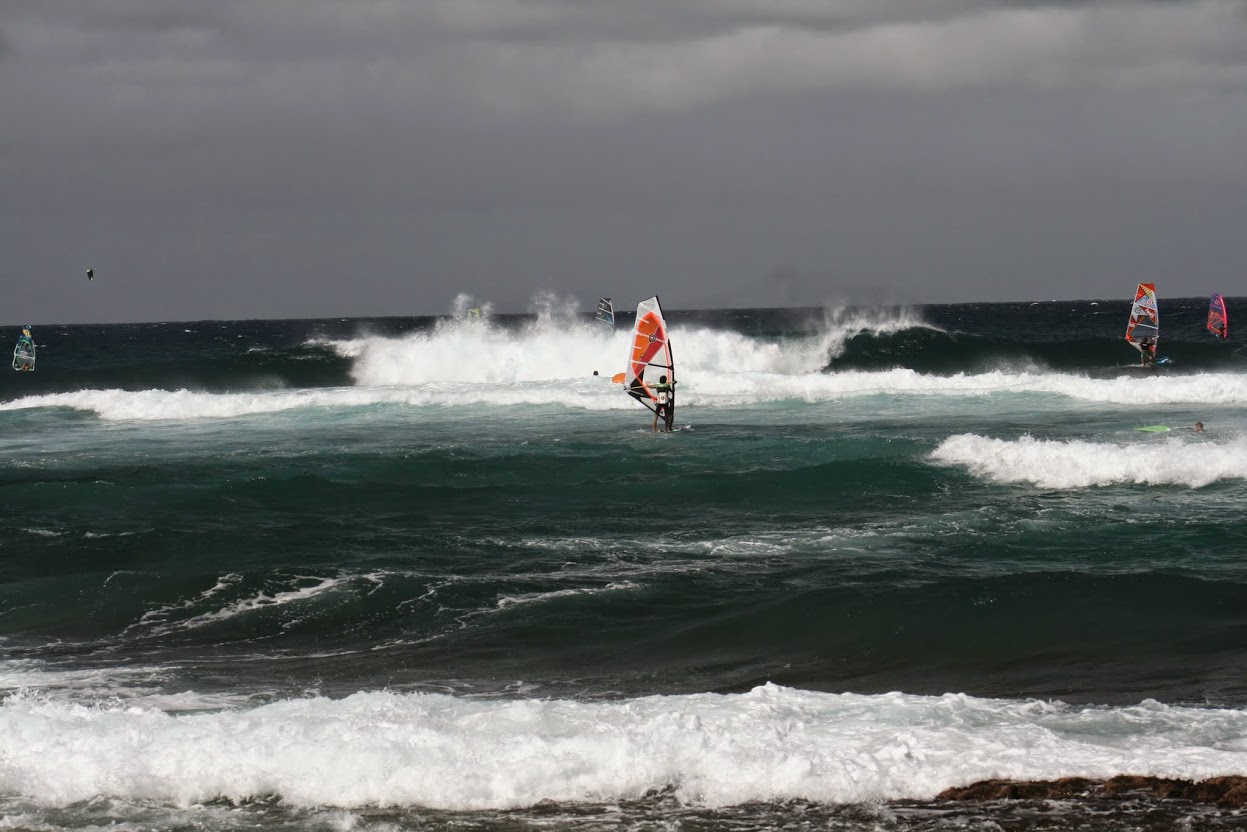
[931,433,1247,489]
[3,683,1247,810]
[5,302,1247,421]
[339,303,931,386]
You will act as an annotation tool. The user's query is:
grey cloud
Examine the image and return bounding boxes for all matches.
[2,0,1246,323]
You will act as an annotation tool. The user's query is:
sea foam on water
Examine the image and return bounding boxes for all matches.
[933,433,1247,489]
[3,684,1247,810]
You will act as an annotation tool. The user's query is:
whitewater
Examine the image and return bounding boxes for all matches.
[6,307,1247,421]
[4,682,1247,810]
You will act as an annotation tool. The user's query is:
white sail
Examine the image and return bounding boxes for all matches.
[595,297,614,329]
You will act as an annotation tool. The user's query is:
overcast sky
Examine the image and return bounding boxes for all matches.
[3,0,1246,323]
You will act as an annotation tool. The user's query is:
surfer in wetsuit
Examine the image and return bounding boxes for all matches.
[651,375,674,432]
[1139,337,1157,366]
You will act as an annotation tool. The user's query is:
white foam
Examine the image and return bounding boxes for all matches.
[3,684,1247,809]
[0,660,159,697]
[932,433,1247,489]
[0,661,246,712]
[133,576,342,638]
[7,306,1247,421]
[495,581,638,610]
[133,573,243,629]
[345,304,926,387]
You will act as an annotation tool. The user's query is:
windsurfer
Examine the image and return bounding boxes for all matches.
[622,297,675,431]
[1139,337,1157,366]
[12,327,35,372]
[651,375,674,432]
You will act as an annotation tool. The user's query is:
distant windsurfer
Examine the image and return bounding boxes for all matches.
[651,375,674,432]
[1208,294,1228,339]
[12,326,35,372]
[1138,337,1156,367]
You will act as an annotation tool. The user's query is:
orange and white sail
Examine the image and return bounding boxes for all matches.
[623,296,675,417]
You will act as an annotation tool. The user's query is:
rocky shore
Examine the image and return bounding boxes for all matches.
[939,775,1247,807]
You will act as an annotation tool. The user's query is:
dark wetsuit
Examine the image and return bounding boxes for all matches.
[652,381,674,430]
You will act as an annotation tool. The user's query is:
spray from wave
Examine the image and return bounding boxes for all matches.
[451,293,494,320]
[344,298,933,387]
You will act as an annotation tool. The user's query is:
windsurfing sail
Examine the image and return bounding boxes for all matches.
[1124,283,1159,356]
[623,296,676,430]
[11,326,35,372]
[1207,293,1228,339]
[595,297,614,329]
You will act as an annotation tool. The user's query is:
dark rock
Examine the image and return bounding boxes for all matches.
[938,778,1095,801]
[938,775,1247,807]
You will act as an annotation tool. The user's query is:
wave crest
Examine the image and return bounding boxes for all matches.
[932,433,1245,489]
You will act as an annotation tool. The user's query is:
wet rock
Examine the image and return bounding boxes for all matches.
[938,775,1247,807]
[938,778,1096,801]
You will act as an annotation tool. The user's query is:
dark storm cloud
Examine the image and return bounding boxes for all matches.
[2,1,1246,323]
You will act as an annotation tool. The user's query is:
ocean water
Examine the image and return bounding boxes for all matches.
[3,295,1247,830]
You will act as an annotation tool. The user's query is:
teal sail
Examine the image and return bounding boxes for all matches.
[12,326,35,372]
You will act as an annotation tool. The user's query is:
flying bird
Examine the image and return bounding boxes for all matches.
[86,268,94,281]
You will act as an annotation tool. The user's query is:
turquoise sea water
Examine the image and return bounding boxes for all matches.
[3,297,1247,830]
